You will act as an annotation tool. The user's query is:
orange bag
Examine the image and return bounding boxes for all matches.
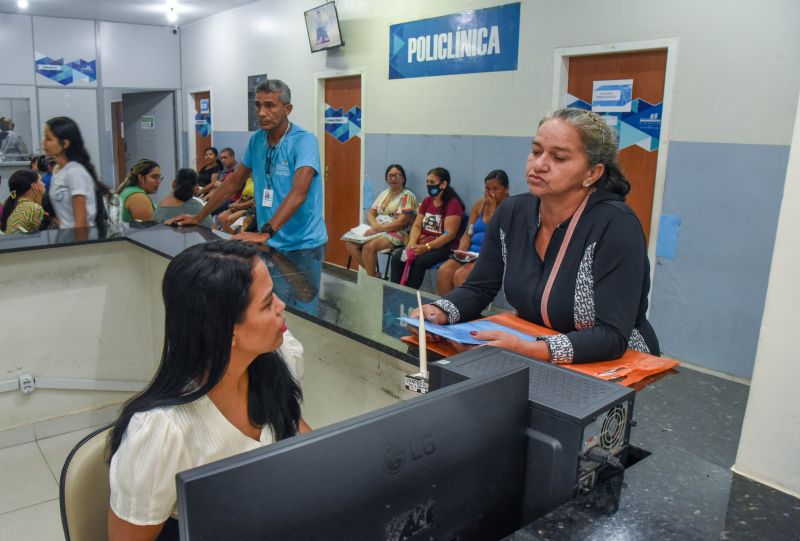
[402,312,679,387]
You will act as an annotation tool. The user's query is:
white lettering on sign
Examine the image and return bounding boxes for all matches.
[407,25,501,64]
[594,90,621,101]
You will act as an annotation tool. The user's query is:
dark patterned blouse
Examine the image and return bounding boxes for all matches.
[433,189,659,364]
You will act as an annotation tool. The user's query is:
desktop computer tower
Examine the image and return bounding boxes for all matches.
[429,347,635,522]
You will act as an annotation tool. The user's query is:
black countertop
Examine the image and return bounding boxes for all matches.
[3,225,799,539]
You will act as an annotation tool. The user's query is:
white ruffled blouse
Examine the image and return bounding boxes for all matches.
[109,330,305,525]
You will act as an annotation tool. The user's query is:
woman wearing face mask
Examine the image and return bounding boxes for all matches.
[389,167,465,289]
[436,169,510,295]
[1,169,46,234]
[117,159,163,222]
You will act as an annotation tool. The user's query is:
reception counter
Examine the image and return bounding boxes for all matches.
[1,225,798,540]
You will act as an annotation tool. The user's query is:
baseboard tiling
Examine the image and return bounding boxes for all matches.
[0,404,121,450]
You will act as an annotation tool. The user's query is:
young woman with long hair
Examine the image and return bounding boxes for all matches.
[116,158,162,222]
[1,169,46,234]
[43,116,109,228]
[107,241,310,540]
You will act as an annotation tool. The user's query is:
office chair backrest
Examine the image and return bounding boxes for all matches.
[59,425,112,541]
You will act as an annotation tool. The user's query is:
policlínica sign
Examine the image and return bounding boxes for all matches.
[389,3,520,80]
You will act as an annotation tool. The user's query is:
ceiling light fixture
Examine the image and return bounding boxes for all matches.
[17,0,29,9]
[167,7,178,23]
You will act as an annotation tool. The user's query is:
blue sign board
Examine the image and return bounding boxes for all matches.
[389,3,520,79]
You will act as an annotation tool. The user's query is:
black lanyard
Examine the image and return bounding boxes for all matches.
[264,123,291,190]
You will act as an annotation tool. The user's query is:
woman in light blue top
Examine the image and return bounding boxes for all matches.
[437,169,510,295]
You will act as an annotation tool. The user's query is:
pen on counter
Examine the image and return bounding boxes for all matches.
[417,290,428,379]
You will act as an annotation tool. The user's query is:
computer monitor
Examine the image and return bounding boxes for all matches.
[176,366,530,540]
[304,2,344,53]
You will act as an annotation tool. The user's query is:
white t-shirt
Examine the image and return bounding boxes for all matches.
[109,330,305,525]
[50,161,98,228]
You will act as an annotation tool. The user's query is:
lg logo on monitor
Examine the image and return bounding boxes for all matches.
[382,435,436,474]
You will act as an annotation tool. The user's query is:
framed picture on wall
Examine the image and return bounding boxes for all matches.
[0,98,33,163]
[248,74,268,132]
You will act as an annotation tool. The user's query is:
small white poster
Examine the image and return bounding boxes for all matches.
[140,115,155,130]
[591,79,633,113]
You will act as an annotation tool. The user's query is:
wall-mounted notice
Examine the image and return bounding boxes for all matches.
[140,116,155,130]
[389,3,520,80]
[199,99,210,114]
[248,74,268,131]
[591,79,633,112]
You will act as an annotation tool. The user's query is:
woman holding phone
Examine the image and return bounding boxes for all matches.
[436,170,509,295]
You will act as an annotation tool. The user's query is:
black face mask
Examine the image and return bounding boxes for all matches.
[427,183,442,197]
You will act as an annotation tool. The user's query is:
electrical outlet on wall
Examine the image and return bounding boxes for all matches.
[18,373,35,394]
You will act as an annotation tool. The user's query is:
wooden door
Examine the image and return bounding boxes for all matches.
[567,50,667,243]
[192,91,211,171]
[111,101,125,189]
[323,76,362,267]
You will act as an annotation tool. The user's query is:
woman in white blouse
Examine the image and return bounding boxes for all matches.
[107,241,310,541]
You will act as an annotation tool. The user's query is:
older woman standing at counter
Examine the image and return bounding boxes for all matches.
[416,108,659,364]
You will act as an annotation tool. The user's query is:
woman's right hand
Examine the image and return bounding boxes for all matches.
[408,304,447,342]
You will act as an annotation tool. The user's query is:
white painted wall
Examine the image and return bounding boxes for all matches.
[0,243,163,432]
[99,21,182,89]
[0,13,35,86]
[179,0,800,145]
[734,92,800,498]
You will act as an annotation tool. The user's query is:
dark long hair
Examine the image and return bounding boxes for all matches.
[108,241,302,459]
[1,169,39,231]
[46,116,111,225]
[117,158,159,194]
[427,166,465,210]
[173,168,199,201]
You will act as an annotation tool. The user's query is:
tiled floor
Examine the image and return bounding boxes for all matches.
[0,426,101,540]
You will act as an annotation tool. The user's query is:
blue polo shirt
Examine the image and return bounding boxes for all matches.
[242,123,328,250]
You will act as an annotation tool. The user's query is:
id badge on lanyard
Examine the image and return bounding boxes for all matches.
[262,188,274,208]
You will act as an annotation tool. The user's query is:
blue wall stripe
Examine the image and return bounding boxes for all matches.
[650,141,789,378]
[213,130,791,378]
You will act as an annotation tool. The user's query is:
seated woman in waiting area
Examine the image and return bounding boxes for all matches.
[1,169,46,234]
[413,108,659,364]
[117,159,162,222]
[389,167,465,289]
[344,164,418,276]
[436,169,510,295]
[107,241,310,541]
[153,168,213,228]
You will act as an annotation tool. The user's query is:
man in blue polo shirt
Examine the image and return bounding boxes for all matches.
[167,79,327,251]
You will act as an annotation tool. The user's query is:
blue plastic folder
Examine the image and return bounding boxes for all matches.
[399,317,540,345]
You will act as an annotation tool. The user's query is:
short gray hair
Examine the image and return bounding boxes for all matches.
[255,79,291,105]
[538,107,630,197]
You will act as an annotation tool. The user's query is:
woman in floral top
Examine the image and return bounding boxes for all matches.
[345,164,418,276]
[1,169,45,234]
